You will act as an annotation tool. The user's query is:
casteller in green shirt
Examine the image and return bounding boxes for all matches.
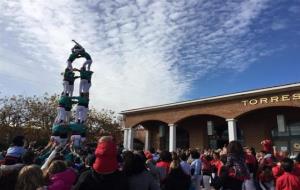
[58,95,77,111]
[72,96,89,107]
[52,123,69,134]
[80,70,93,81]
[63,68,79,85]
[69,122,86,134]
[67,51,92,63]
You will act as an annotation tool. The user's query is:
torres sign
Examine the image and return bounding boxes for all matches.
[242,93,300,106]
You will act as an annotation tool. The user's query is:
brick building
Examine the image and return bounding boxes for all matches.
[121,83,300,154]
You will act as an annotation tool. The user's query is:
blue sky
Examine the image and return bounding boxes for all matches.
[0,0,299,111]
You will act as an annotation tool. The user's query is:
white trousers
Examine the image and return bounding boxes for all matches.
[71,135,82,148]
[55,107,66,124]
[79,79,91,93]
[63,81,74,96]
[67,61,73,70]
[60,138,68,146]
[66,111,71,123]
[83,59,92,71]
[50,136,61,145]
[76,105,88,123]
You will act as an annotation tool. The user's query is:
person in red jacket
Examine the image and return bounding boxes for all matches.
[74,136,129,190]
[273,162,284,180]
[93,136,118,173]
[211,152,223,177]
[276,158,300,190]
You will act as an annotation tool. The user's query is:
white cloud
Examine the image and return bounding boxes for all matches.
[0,0,279,112]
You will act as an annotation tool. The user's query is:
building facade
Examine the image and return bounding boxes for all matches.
[121,83,300,154]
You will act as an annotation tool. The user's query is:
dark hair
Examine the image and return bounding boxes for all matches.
[123,151,146,176]
[190,150,200,159]
[137,150,147,162]
[22,150,35,165]
[180,153,188,161]
[149,147,156,154]
[213,152,220,159]
[220,155,227,164]
[295,152,300,163]
[74,157,81,164]
[281,158,294,172]
[122,151,134,175]
[12,136,25,147]
[172,152,178,161]
[250,147,256,156]
[159,151,172,162]
[204,154,213,162]
[227,141,243,156]
[85,154,95,166]
[60,132,68,139]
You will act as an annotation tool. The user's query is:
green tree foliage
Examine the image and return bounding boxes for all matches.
[0,94,122,150]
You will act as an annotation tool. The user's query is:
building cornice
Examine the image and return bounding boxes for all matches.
[121,82,300,115]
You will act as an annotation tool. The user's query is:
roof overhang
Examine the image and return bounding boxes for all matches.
[121,82,300,115]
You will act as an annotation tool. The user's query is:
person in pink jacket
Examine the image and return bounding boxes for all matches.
[45,160,77,190]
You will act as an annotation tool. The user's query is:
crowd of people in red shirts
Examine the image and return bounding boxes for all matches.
[1,135,300,190]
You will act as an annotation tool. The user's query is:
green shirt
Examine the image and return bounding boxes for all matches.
[72,96,89,107]
[64,70,76,84]
[52,124,69,133]
[67,52,92,63]
[69,122,86,134]
[59,96,77,111]
[80,70,93,81]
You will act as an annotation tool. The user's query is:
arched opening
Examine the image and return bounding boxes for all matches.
[132,125,145,150]
[237,106,300,154]
[132,120,168,151]
[209,124,244,149]
[176,127,190,149]
[175,114,242,149]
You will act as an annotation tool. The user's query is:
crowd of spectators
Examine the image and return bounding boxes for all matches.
[1,135,300,190]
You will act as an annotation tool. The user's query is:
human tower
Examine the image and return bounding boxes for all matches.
[50,40,93,153]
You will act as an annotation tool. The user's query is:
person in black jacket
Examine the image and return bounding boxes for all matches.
[73,168,128,190]
[162,157,191,190]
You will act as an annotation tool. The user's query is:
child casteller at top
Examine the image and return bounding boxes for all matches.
[67,40,92,71]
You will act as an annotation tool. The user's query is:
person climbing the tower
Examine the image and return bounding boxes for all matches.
[74,66,93,97]
[62,68,79,97]
[55,93,77,124]
[72,95,89,124]
[50,122,69,148]
[67,40,92,71]
[69,122,86,153]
